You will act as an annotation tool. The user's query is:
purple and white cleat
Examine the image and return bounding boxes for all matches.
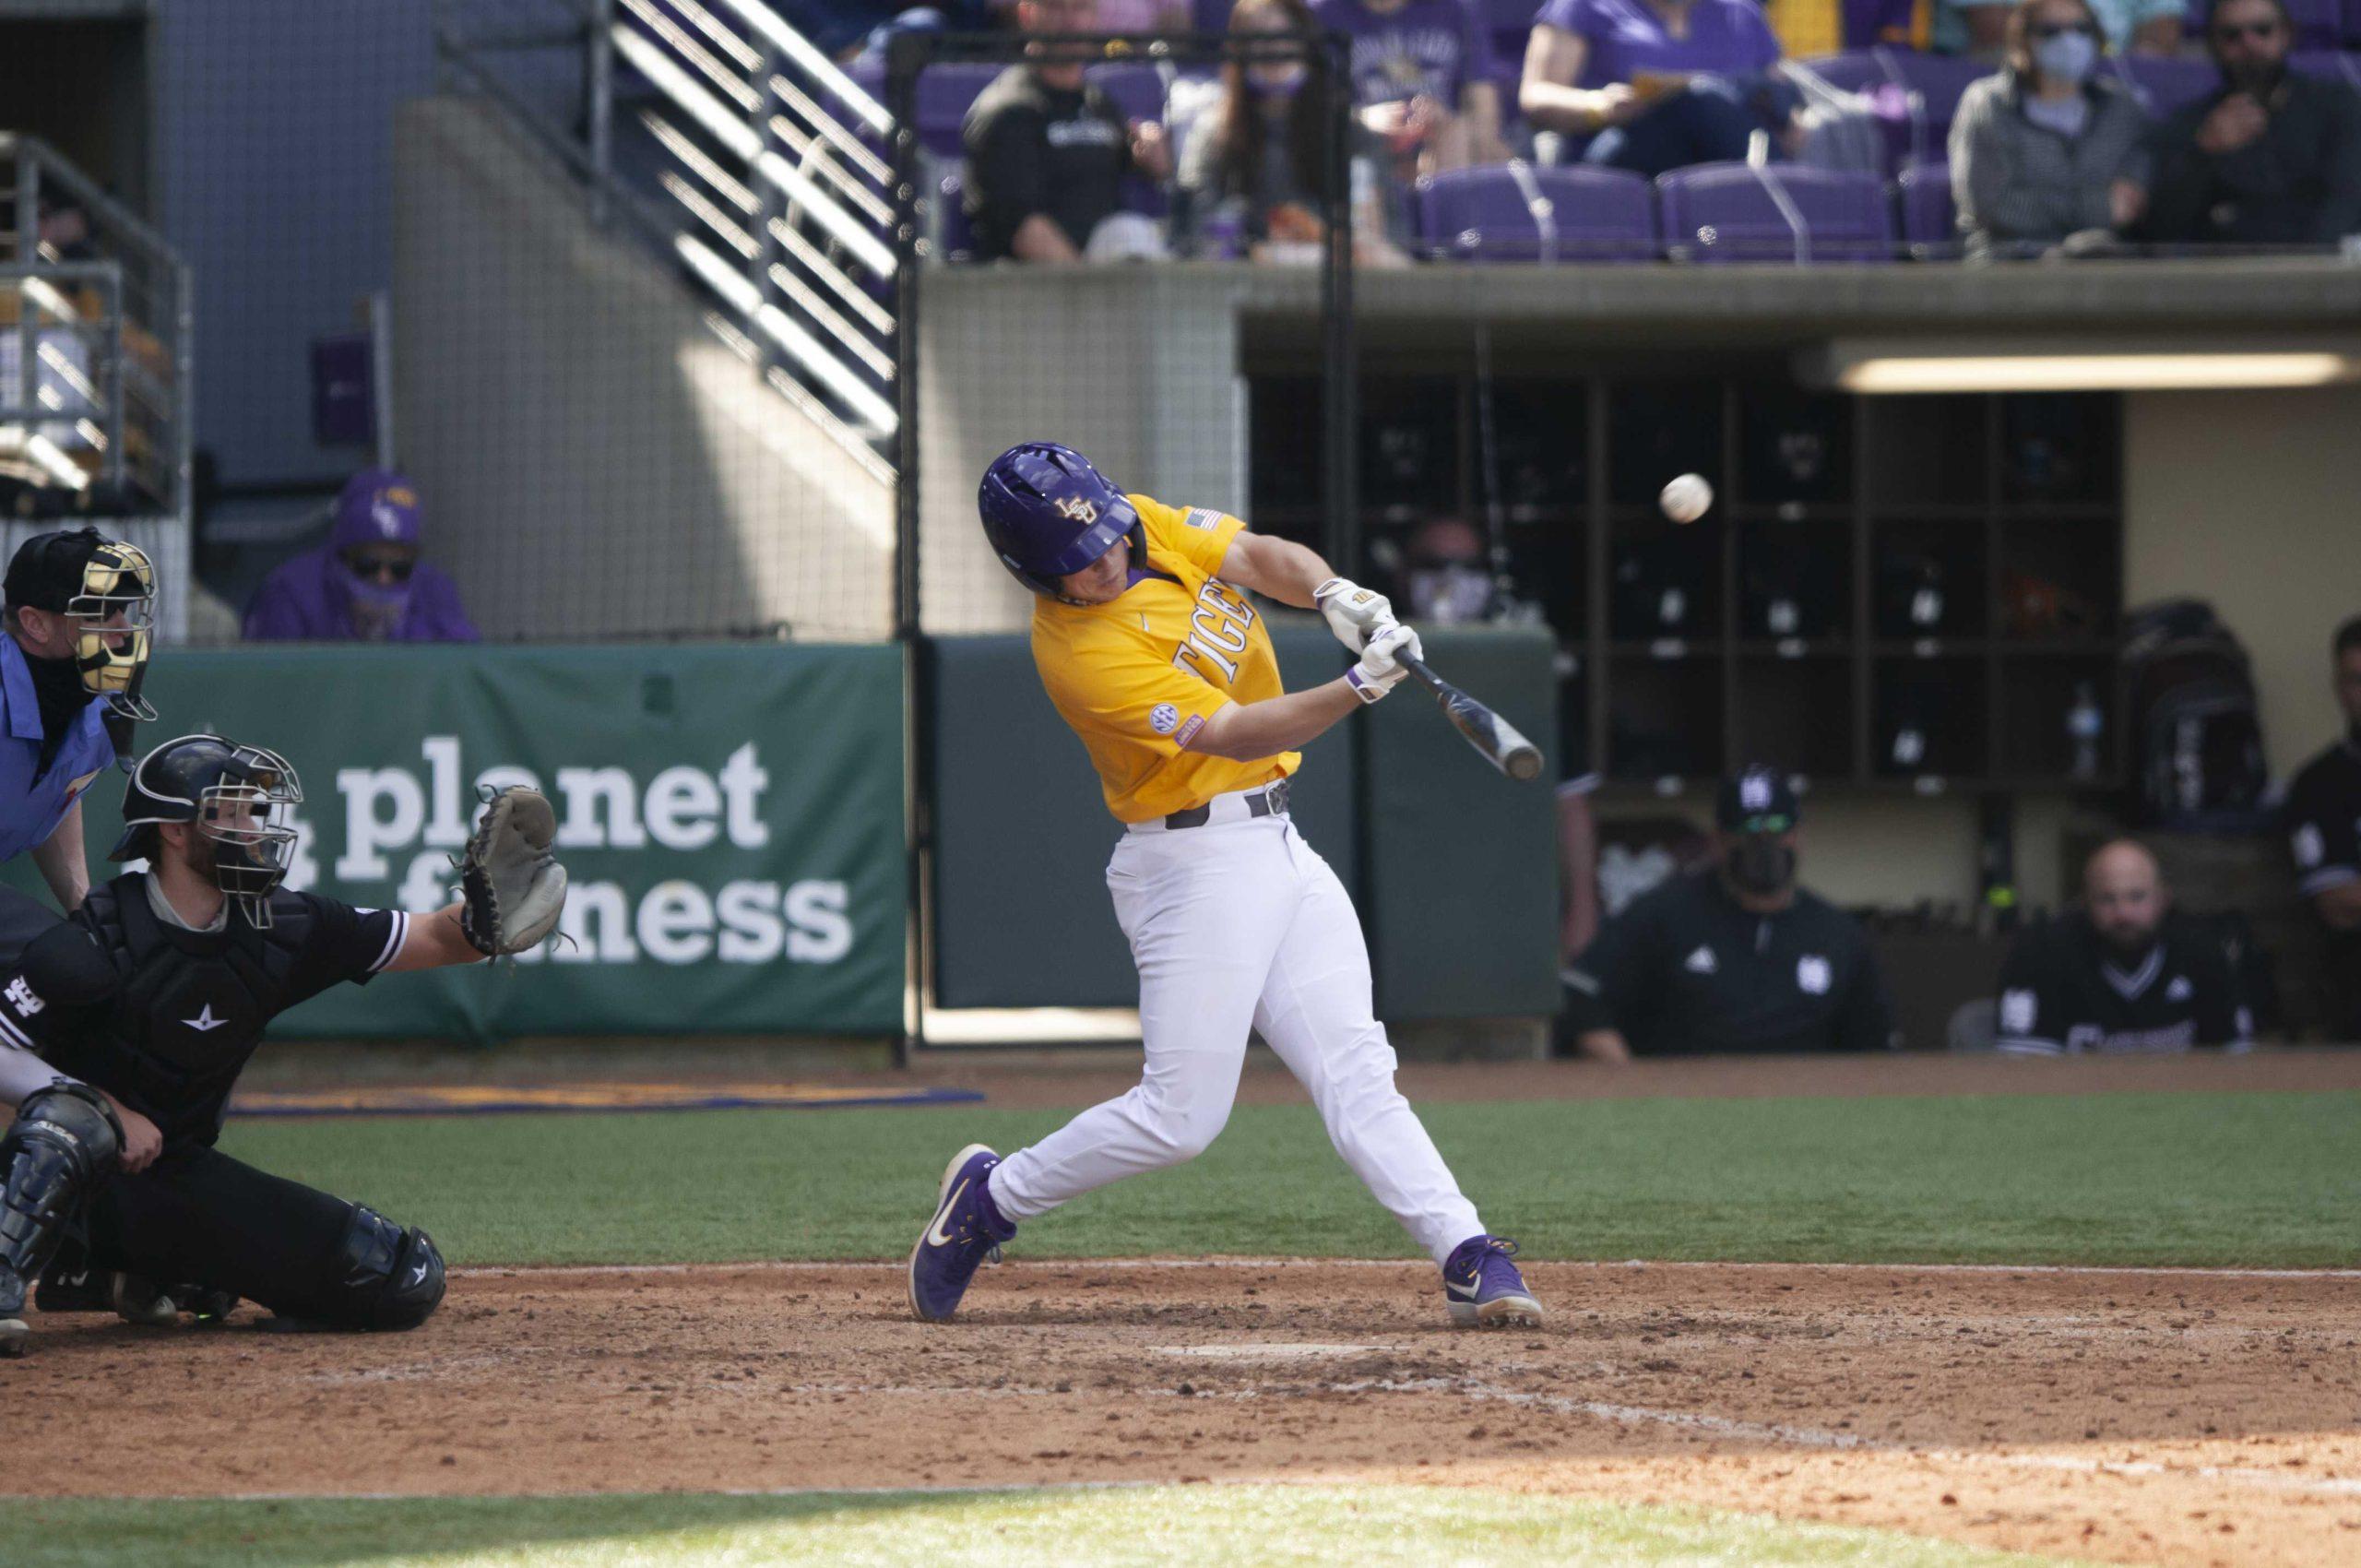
[1442,1234,1544,1328]
[907,1143,1017,1324]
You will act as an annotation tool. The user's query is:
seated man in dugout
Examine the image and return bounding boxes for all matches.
[1993,839,2254,1056]
[1561,767,1896,1060]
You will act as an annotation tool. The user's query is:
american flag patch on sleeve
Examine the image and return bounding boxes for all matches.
[1184,507,1223,531]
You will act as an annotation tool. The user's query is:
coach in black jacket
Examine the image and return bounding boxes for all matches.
[1994,839,2253,1055]
[1561,768,1896,1061]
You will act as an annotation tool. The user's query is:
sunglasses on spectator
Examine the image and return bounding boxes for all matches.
[2031,20,2098,36]
[347,553,417,583]
[2212,18,2283,39]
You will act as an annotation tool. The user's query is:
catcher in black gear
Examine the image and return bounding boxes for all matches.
[0,732,566,1354]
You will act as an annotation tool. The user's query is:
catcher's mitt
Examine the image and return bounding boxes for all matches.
[458,786,568,956]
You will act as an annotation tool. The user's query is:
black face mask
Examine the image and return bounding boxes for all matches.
[1726,837,1797,897]
[2222,54,2285,98]
[25,651,90,773]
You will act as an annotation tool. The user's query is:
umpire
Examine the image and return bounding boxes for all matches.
[1562,767,1896,1060]
[0,732,566,1354]
[0,528,160,909]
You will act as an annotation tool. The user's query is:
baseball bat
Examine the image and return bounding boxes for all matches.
[1397,653,1544,783]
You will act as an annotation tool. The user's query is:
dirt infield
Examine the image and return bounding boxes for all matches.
[9,1259,2356,1567]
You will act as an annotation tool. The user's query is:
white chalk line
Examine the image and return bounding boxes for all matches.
[457,1256,2361,1281]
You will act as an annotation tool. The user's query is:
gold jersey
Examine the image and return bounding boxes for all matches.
[1031,494,1297,823]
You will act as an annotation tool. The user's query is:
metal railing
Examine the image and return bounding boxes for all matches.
[436,0,899,458]
[0,134,193,522]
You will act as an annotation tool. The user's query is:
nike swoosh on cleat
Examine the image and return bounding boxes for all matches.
[925,1178,969,1248]
[1444,1276,1481,1299]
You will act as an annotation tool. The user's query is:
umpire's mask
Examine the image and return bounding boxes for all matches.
[67,537,160,721]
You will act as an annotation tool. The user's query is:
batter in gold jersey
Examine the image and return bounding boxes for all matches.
[907,442,1545,1331]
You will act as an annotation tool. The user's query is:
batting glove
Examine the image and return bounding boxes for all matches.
[1314,577,1394,654]
[1346,621,1422,703]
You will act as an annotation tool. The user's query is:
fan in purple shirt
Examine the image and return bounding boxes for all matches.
[243,470,481,645]
[1309,0,1507,176]
[1517,0,1800,177]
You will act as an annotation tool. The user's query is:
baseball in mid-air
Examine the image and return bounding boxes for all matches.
[1660,473,1714,524]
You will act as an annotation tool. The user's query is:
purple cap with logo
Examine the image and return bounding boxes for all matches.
[330,469,422,552]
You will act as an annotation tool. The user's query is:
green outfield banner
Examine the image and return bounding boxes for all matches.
[8,645,908,1042]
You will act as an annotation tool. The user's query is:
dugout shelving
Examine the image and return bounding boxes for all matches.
[1244,371,2126,798]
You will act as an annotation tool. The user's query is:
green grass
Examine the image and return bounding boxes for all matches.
[15,1487,2094,1568]
[219,1088,2361,1269]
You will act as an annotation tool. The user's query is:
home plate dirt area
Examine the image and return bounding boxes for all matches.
[8,1258,2358,1567]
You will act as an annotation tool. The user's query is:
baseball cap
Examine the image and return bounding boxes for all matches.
[329,469,423,552]
[1715,766,1800,834]
[6,527,118,613]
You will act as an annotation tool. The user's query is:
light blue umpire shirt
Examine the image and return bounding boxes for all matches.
[0,633,116,865]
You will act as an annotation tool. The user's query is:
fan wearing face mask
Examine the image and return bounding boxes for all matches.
[242,470,480,645]
[1560,767,1897,1062]
[1949,0,2153,258]
[2137,0,2361,245]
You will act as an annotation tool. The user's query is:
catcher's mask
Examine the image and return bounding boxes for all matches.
[111,734,303,927]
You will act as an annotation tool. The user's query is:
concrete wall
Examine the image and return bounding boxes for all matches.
[391,97,894,642]
[2125,385,2361,779]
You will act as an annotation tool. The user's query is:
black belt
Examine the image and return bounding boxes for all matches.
[1163,779,1290,830]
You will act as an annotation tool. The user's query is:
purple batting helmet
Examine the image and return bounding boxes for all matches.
[977,443,1145,604]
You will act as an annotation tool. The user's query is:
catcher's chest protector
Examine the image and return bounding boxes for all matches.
[62,878,304,1144]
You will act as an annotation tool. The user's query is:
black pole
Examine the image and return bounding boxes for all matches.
[1317,29,1358,577]
[888,32,929,1063]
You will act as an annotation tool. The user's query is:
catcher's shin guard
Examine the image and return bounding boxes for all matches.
[0,1083,123,1347]
[322,1206,445,1331]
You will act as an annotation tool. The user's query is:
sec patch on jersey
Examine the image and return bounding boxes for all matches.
[1149,702,1180,735]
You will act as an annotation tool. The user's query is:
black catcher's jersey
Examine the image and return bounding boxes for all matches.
[1562,870,1897,1054]
[1993,910,2252,1056]
[0,873,408,1145]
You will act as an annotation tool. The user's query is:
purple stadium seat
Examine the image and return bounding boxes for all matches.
[848,59,1003,158]
[1414,163,1656,262]
[2284,0,2344,46]
[2292,48,2361,87]
[1655,162,1893,263]
[2108,54,2219,116]
[933,169,977,260]
[1895,160,1956,253]
[1797,49,1986,172]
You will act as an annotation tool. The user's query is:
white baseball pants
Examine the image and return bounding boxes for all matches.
[989,800,1486,1265]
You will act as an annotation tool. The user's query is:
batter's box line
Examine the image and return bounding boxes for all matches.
[452,1258,2361,1281]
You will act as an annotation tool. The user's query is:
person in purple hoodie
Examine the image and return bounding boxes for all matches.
[242,471,480,644]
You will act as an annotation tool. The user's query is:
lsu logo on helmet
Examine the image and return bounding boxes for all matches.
[1054,497,1100,526]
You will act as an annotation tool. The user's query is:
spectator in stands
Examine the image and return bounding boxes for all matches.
[1519,0,1804,178]
[1560,766,1895,1060]
[1936,0,2182,59]
[962,0,1174,262]
[1993,840,2253,1055]
[1095,0,1192,30]
[1949,0,2151,256]
[243,470,479,644]
[2135,0,2361,244]
[2284,614,2361,1039]
[1175,0,1410,261]
[1310,0,1506,179]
